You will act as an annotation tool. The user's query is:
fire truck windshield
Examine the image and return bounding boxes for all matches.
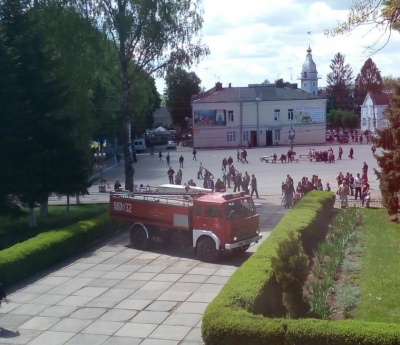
[226,198,256,219]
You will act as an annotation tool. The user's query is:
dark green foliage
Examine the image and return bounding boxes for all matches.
[354,58,383,113]
[326,52,354,112]
[202,191,400,344]
[0,214,125,286]
[327,109,359,130]
[373,85,400,216]
[271,231,310,318]
[165,66,201,129]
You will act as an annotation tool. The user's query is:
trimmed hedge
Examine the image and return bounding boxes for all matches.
[202,191,400,345]
[0,214,125,285]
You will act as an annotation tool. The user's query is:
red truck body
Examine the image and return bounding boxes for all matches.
[109,191,262,262]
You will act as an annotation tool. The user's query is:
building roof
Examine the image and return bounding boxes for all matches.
[192,83,322,104]
[368,91,390,106]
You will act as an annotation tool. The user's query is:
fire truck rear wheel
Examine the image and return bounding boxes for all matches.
[130,225,150,250]
[197,237,220,262]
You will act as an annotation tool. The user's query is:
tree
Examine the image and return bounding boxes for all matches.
[383,76,400,94]
[164,67,201,129]
[354,58,383,112]
[326,53,354,111]
[328,1,400,47]
[373,84,400,218]
[0,0,95,224]
[75,0,209,191]
[326,109,359,130]
[131,71,160,137]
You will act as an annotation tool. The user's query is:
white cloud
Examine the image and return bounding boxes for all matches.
[156,0,400,93]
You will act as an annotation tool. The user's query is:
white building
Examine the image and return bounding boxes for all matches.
[360,91,390,134]
[191,81,326,148]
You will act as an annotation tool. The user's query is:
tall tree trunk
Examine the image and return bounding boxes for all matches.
[120,57,134,191]
[75,194,80,205]
[66,194,70,219]
[28,203,37,227]
[40,201,48,217]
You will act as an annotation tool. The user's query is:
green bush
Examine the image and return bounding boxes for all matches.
[0,214,125,285]
[271,231,310,318]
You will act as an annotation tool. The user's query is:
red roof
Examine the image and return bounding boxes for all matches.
[369,91,390,106]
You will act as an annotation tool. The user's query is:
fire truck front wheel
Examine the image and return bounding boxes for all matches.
[197,237,220,262]
[130,224,150,250]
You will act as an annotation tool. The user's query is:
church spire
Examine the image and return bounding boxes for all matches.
[299,46,320,95]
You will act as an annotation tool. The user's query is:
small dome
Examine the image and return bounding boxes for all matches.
[302,47,317,73]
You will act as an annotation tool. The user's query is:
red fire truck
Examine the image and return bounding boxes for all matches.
[109,190,262,262]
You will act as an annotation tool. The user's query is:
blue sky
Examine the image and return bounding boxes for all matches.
[156,0,400,94]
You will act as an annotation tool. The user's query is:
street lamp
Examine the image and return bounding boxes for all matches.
[288,127,295,153]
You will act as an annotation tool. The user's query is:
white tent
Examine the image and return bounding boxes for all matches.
[155,126,168,132]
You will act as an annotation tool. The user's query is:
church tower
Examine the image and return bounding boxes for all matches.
[299,46,320,95]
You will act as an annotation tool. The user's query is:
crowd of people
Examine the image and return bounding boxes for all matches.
[157,150,260,198]
[335,161,371,208]
[116,143,373,208]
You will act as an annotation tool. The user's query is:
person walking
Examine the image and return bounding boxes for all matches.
[197,162,204,179]
[242,149,249,164]
[338,180,349,208]
[242,171,251,194]
[116,153,121,165]
[159,150,163,162]
[0,283,8,307]
[222,157,228,172]
[167,166,175,184]
[348,147,354,159]
[166,152,170,166]
[338,146,343,160]
[179,155,184,168]
[237,149,241,162]
[354,173,362,200]
[192,148,197,160]
[233,173,242,192]
[250,174,259,198]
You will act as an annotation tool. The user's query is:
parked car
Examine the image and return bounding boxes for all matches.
[166,140,177,150]
[326,130,333,142]
[338,134,349,143]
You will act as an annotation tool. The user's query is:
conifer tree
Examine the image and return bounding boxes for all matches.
[374,85,400,217]
[326,52,354,111]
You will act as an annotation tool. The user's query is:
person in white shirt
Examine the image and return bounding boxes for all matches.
[354,173,362,200]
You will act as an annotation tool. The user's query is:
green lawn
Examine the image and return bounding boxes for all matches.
[0,204,108,250]
[355,209,400,322]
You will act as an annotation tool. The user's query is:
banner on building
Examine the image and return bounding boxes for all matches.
[294,106,324,124]
[194,109,226,127]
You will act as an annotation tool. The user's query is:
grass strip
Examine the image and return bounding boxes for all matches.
[355,209,400,322]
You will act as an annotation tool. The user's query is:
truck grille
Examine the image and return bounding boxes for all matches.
[237,227,255,241]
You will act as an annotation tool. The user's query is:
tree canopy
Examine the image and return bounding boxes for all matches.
[326,52,354,111]
[165,67,201,129]
[74,0,209,191]
[354,58,383,111]
[328,0,400,50]
[374,84,400,217]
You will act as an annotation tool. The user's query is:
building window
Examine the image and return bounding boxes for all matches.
[227,131,236,143]
[362,118,366,127]
[242,131,249,143]
[228,111,234,122]
[274,109,280,121]
[275,130,281,141]
[288,109,293,121]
